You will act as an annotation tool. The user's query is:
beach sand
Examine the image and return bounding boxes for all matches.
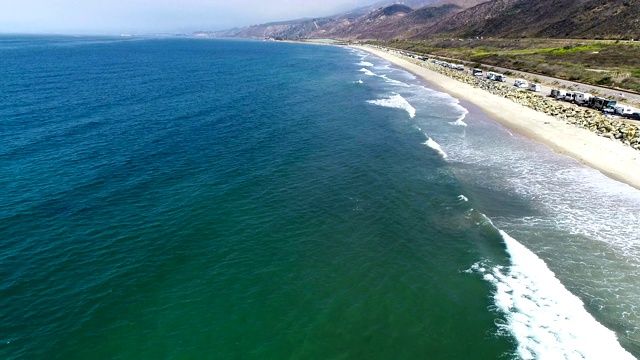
[353,45,640,190]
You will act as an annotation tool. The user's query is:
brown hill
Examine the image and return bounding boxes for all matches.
[230,0,639,41]
[423,0,640,39]
[233,1,481,40]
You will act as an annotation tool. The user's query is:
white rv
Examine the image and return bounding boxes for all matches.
[614,105,635,116]
[528,83,541,92]
[573,92,593,105]
[494,74,507,82]
[514,79,528,88]
[486,72,497,80]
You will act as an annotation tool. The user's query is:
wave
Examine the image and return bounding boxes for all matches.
[423,137,447,159]
[379,75,411,87]
[359,68,376,76]
[367,93,416,118]
[457,195,469,202]
[448,108,469,127]
[467,214,635,360]
[357,61,374,67]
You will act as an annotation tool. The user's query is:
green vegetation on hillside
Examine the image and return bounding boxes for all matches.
[371,39,640,93]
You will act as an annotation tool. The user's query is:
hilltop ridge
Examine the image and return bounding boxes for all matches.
[215,0,639,40]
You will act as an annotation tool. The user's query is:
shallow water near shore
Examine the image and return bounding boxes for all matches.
[1,36,639,359]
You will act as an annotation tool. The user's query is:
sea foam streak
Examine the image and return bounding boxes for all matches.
[357,61,374,67]
[359,68,376,76]
[423,137,447,158]
[367,93,416,118]
[467,215,635,360]
[379,75,411,87]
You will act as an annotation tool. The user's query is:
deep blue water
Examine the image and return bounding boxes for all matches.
[1,36,639,359]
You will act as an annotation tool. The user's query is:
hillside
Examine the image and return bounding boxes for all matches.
[226,0,639,41]
[424,0,640,39]
[232,0,479,40]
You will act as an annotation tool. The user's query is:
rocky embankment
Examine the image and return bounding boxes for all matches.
[386,48,640,151]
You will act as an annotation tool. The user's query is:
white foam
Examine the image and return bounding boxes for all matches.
[448,108,469,127]
[354,79,363,84]
[468,218,635,360]
[423,137,447,158]
[357,61,374,67]
[379,75,411,87]
[457,195,469,202]
[367,93,416,118]
[359,68,376,76]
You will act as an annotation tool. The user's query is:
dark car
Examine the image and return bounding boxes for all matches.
[624,112,640,120]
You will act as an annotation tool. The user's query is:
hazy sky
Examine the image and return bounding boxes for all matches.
[0,0,379,34]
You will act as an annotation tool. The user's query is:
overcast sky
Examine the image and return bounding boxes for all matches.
[0,0,380,34]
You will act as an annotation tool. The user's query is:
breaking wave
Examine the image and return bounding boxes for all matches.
[379,75,411,87]
[359,68,376,76]
[466,213,635,360]
[358,61,374,67]
[448,108,469,126]
[367,93,416,118]
[423,136,447,159]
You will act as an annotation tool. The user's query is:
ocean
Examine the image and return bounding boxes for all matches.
[1,35,639,359]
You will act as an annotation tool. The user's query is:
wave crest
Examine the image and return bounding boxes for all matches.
[467,214,634,360]
[359,68,376,76]
[367,93,416,118]
[423,137,447,158]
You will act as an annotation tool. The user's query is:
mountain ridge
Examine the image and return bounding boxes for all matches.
[213,0,640,40]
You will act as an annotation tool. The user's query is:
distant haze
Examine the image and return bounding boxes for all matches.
[0,0,379,35]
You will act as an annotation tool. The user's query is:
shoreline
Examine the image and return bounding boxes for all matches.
[351,44,640,191]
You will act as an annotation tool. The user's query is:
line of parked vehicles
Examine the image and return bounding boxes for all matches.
[474,67,639,121]
[549,89,640,120]
[394,50,640,122]
[475,69,542,92]
[431,59,465,71]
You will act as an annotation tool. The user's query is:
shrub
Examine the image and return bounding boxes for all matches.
[596,76,612,85]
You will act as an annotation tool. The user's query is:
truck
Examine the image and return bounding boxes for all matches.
[550,89,567,99]
[563,92,575,102]
[573,92,593,105]
[589,97,617,112]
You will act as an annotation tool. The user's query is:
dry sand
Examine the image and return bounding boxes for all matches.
[352,45,640,190]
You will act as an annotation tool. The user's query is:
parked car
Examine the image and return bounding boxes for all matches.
[514,79,528,88]
[625,112,640,120]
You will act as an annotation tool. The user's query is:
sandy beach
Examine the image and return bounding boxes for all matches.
[352,45,640,190]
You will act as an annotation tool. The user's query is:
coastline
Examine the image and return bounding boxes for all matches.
[351,45,640,191]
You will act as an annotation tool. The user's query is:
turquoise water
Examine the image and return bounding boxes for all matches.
[1,36,639,359]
